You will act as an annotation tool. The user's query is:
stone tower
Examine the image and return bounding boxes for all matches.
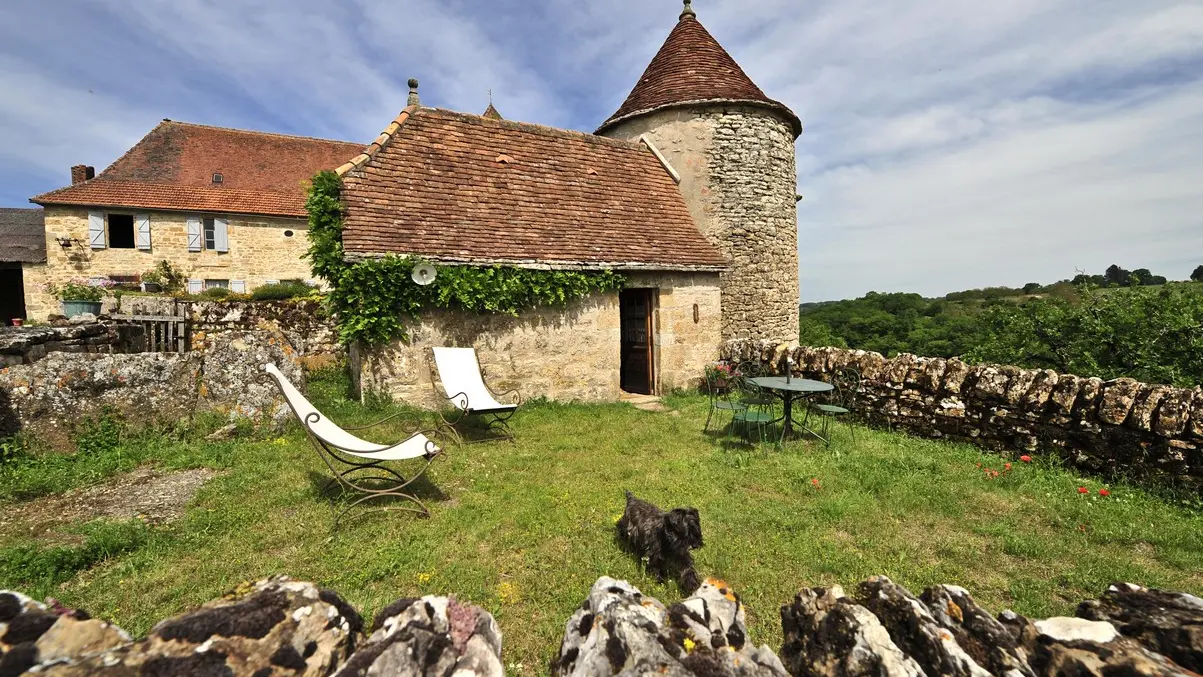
[597,0,802,344]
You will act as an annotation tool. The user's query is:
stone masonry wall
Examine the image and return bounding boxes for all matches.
[362,273,722,407]
[723,342,1203,490]
[602,106,800,344]
[23,206,312,320]
[6,574,1202,676]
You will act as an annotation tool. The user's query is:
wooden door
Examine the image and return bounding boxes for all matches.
[620,289,655,395]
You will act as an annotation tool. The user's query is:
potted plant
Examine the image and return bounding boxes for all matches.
[703,361,740,392]
[140,261,184,294]
[50,279,111,318]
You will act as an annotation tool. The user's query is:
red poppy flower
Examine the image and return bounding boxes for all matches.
[1098,489,1111,497]
[1077,486,1089,494]
[810,478,821,487]
[1004,463,1012,471]
[1020,455,1032,463]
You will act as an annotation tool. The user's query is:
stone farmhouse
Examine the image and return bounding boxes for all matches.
[24,124,363,318]
[20,1,802,400]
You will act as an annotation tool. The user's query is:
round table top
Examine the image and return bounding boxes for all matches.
[750,376,834,393]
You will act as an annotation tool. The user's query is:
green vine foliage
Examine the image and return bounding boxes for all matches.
[305,171,625,346]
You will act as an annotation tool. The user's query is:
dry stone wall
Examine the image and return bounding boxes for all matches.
[602,107,800,344]
[5,575,1201,677]
[723,342,1203,489]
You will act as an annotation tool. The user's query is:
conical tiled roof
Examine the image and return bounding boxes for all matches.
[482,103,504,120]
[597,3,800,137]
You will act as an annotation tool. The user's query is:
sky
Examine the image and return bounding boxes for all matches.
[1,0,1201,302]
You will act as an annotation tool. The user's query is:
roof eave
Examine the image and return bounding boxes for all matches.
[343,251,728,273]
[597,98,802,139]
[29,196,306,221]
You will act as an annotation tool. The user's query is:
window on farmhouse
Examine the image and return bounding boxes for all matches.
[203,218,216,250]
[205,279,229,290]
[108,214,135,249]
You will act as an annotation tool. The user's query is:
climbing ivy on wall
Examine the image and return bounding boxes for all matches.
[305,171,625,346]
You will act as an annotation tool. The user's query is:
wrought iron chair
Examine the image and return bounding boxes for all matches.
[703,363,745,434]
[730,374,777,446]
[811,367,862,446]
[428,347,522,442]
[262,363,450,530]
[736,361,778,414]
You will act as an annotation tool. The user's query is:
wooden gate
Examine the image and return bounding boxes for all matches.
[112,313,190,353]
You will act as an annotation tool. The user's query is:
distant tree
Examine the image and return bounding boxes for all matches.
[1192,265,1203,282]
[1072,273,1106,288]
[1131,268,1154,286]
[1149,275,1168,286]
[1104,264,1131,287]
[1023,282,1042,294]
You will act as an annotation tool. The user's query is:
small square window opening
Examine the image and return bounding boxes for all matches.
[108,214,135,249]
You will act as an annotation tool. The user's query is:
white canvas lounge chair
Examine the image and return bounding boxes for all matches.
[262,363,448,528]
[428,347,522,441]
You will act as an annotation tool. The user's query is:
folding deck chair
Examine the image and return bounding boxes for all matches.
[428,347,522,441]
[262,363,450,529]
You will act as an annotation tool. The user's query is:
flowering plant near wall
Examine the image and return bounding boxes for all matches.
[47,278,113,303]
[704,361,741,389]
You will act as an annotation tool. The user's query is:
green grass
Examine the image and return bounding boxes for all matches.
[2,376,1202,674]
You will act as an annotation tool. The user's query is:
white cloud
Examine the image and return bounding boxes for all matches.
[1,0,1200,302]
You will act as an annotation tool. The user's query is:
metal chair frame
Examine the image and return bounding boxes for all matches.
[260,369,450,532]
[427,347,522,443]
[810,368,862,446]
[703,364,746,434]
[729,375,778,446]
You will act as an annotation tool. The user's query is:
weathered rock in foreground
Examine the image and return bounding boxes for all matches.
[333,595,502,677]
[781,576,1199,677]
[553,576,788,677]
[4,576,1202,676]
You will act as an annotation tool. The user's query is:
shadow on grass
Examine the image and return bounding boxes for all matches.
[305,470,449,505]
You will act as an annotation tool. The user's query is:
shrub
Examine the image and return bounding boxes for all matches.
[200,287,234,300]
[251,281,314,301]
[47,279,112,302]
[0,435,28,466]
[141,260,185,293]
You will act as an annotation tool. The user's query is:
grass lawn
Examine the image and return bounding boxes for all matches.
[2,371,1202,674]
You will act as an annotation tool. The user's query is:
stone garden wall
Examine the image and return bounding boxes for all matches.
[0,299,336,449]
[4,574,1201,676]
[723,342,1203,489]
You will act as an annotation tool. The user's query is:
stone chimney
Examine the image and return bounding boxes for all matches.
[71,165,95,185]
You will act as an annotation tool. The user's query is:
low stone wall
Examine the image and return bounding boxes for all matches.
[0,323,144,367]
[0,334,304,448]
[4,575,1200,676]
[723,342,1203,489]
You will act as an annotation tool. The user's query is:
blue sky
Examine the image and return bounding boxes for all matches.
[2,0,1201,301]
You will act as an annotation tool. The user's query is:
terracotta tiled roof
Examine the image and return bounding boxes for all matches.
[32,121,363,218]
[597,9,801,137]
[0,208,46,263]
[341,107,727,270]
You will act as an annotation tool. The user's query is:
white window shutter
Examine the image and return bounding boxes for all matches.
[186,216,202,252]
[136,214,151,250]
[214,218,229,253]
[187,279,203,294]
[264,279,279,286]
[230,280,246,293]
[88,211,106,249]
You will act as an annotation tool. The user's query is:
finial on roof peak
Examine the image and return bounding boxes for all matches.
[407,78,420,107]
[680,0,696,20]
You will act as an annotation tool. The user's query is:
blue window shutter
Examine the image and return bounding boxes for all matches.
[214,218,229,253]
[136,214,151,250]
[186,216,202,252]
[230,280,246,293]
[187,279,203,294]
[88,211,106,249]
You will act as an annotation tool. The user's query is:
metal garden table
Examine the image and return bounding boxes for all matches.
[750,377,834,442]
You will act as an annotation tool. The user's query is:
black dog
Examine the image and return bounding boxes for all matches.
[616,491,703,592]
